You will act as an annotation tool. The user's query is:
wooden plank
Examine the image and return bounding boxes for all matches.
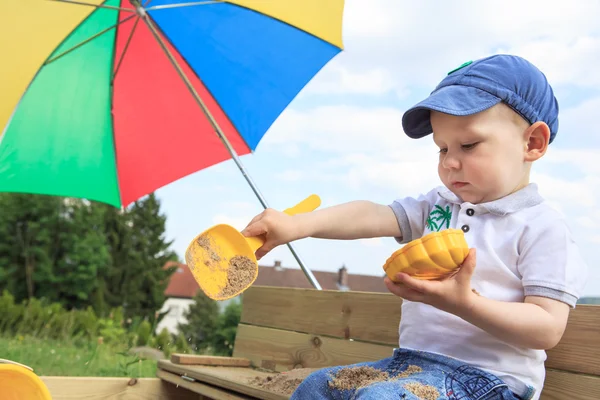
[157,361,600,400]
[232,323,394,372]
[158,360,288,400]
[541,369,600,400]
[157,369,253,400]
[241,287,600,375]
[546,305,600,376]
[240,286,401,345]
[172,354,251,367]
[41,377,201,400]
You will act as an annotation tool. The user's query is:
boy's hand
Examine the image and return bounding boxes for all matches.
[384,248,478,316]
[241,209,303,260]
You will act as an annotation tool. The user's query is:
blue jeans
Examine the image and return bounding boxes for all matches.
[290,348,525,400]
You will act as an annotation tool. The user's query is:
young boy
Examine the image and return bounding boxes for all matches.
[241,55,588,400]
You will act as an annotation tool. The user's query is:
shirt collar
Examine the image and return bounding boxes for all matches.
[437,183,544,215]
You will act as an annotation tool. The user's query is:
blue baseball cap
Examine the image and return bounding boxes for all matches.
[402,54,559,143]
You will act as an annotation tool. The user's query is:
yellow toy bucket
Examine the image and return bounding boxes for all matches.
[0,359,52,400]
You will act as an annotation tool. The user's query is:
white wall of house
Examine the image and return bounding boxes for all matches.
[155,297,194,335]
[155,296,241,335]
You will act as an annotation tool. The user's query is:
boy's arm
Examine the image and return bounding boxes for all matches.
[298,201,401,240]
[459,293,570,350]
[242,201,401,259]
[385,249,571,350]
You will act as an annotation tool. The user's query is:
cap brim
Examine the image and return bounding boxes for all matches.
[402,85,502,138]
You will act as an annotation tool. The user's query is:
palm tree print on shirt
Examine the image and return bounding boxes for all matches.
[426,205,452,231]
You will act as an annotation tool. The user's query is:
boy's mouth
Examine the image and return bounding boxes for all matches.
[451,181,468,189]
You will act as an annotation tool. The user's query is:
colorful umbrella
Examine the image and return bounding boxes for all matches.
[0,0,345,289]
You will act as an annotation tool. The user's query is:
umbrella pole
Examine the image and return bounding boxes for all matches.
[141,15,323,290]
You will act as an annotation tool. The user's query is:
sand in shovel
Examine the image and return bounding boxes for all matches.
[217,255,256,298]
[195,236,221,270]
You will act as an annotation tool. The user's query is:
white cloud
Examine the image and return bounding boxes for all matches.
[577,217,596,229]
[279,143,301,158]
[305,62,408,98]
[211,214,253,232]
[498,37,600,87]
[275,170,305,182]
[264,104,443,192]
[266,105,417,153]
[557,97,600,147]
[532,172,598,208]
[298,0,600,98]
[359,237,385,247]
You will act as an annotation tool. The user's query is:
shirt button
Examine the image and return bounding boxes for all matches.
[461,225,470,233]
[466,208,474,216]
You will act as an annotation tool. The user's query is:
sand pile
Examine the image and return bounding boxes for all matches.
[394,365,422,378]
[248,368,316,396]
[196,236,221,269]
[328,366,390,390]
[247,365,437,399]
[218,255,256,298]
[404,382,440,400]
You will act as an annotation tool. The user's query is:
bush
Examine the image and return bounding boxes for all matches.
[0,291,188,356]
[175,332,191,354]
[0,290,23,335]
[212,301,242,356]
[97,317,127,344]
[177,290,220,353]
[0,291,103,342]
[136,320,152,346]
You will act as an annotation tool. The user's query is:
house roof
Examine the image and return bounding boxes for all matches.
[163,260,389,299]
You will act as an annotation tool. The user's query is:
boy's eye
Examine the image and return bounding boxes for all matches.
[438,148,448,154]
[461,142,479,150]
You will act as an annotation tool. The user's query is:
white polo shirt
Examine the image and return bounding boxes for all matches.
[389,183,588,400]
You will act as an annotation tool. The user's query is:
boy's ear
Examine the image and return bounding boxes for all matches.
[524,122,550,162]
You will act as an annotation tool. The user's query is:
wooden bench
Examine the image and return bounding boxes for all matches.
[157,286,600,400]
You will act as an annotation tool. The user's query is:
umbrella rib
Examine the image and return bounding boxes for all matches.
[44,14,136,66]
[146,1,224,11]
[112,16,141,83]
[46,0,136,12]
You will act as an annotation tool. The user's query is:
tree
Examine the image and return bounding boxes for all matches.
[125,194,178,320]
[0,191,177,321]
[212,301,242,356]
[0,194,61,301]
[97,194,177,321]
[50,199,110,309]
[177,290,220,353]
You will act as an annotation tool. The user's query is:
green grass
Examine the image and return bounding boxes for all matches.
[0,335,158,377]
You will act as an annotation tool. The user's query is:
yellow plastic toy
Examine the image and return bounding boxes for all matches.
[0,359,52,400]
[185,194,321,300]
[383,229,469,281]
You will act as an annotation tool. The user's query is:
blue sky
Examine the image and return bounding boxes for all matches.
[156,0,600,297]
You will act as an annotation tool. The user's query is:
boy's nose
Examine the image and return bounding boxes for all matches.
[441,153,461,169]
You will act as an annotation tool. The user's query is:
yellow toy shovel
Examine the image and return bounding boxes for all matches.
[185,194,321,300]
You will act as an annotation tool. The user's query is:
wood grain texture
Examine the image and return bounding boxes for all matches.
[158,360,288,400]
[157,369,252,400]
[232,323,394,372]
[240,286,401,345]
[240,287,600,375]
[41,377,201,400]
[545,305,600,375]
[541,369,600,400]
[172,354,251,367]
